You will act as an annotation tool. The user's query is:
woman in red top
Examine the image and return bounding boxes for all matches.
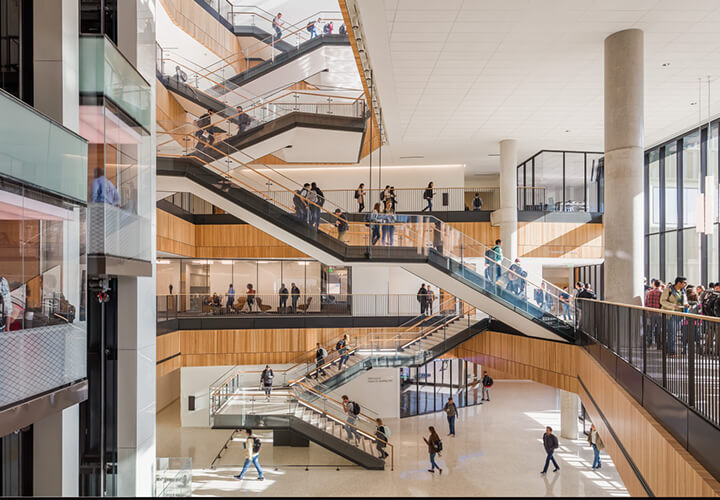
[245,283,256,312]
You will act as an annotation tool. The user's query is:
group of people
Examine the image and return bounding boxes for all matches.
[272,12,346,43]
[416,283,437,315]
[293,182,326,229]
[194,105,256,151]
[206,283,304,314]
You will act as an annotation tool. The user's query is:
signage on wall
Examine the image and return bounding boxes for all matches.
[368,376,393,384]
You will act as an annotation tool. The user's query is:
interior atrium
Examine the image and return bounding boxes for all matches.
[2,0,720,497]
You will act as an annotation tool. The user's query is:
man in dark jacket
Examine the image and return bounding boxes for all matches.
[291,283,301,313]
[541,426,560,474]
[417,284,428,315]
[443,397,458,436]
[279,283,289,313]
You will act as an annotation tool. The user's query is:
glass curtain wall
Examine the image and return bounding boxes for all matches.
[645,121,719,286]
[517,150,604,212]
[156,258,351,314]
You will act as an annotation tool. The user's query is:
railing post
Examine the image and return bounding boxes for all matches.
[642,308,647,374]
[688,319,695,408]
[627,307,632,365]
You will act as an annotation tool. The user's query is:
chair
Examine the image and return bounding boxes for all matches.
[297,296,313,312]
[256,297,272,312]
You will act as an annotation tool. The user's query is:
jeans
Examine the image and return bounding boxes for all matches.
[388,226,395,246]
[592,444,601,469]
[309,26,318,38]
[338,350,349,369]
[372,225,381,245]
[263,384,272,397]
[482,386,490,400]
[381,225,390,246]
[447,415,456,435]
[315,358,326,378]
[273,26,282,39]
[226,297,234,312]
[296,205,306,222]
[345,415,359,440]
[423,199,433,211]
[279,296,287,312]
[239,455,263,479]
[310,207,321,229]
[291,296,299,312]
[561,303,570,320]
[542,450,559,472]
[429,452,440,470]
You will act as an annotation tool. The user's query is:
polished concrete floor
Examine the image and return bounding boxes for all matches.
[156,380,628,497]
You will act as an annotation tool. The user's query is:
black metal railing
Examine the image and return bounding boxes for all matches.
[577,298,720,481]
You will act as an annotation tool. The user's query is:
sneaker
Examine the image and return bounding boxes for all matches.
[439,468,443,475]
[540,471,547,475]
[553,468,559,472]
[233,475,243,480]
[427,469,435,473]
[258,477,265,481]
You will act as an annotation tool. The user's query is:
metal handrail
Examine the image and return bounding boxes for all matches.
[578,297,720,323]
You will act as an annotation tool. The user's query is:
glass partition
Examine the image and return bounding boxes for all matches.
[517,150,603,213]
[0,177,87,408]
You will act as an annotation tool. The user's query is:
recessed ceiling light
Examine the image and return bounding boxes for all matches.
[400,155,424,159]
[565,129,571,133]
[690,101,698,106]
[662,62,671,67]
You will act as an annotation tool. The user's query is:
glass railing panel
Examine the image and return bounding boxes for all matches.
[155,457,192,498]
[80,35,152,130]
[0,322,87,408]
[0,89,88,203]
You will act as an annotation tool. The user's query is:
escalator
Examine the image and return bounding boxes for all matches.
[157,155,576,343]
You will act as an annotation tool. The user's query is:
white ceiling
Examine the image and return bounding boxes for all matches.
[353,0,720,175]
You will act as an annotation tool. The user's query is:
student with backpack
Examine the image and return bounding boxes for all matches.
[444,397,458,436]
[482,371,493,401]
[375,418,390,459]
[234,429,264,481]
[341,395,361,443]
[315,343,327,379]
[260,365,274,401]
[423,426,443,474]
[336,334,350,370]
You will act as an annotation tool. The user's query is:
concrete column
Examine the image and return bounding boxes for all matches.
[33,406,79,496]
[560,390,579,440]
[32,0,79,132]
[117,276,157,497]
[495,139,518,260]
[604,29,644,304]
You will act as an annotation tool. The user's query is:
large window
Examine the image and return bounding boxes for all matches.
[645,120,720,284]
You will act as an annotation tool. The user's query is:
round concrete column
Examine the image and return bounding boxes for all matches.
[499,139,518,261]
[604,29,644,304]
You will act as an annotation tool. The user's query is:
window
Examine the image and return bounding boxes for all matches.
[682,228,701,285]
[665,143,678,230]
[648,149,661,234]
[564,153,585,212]
[648,234,660,282]
[665,231,677,282]
[683,130,701,228]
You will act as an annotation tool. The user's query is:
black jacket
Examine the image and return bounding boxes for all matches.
[543,433,559,453]
[279,286,289,298]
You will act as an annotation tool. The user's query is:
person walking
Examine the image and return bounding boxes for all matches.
[293,187,307,222]
[389,186,397,212]
[337,334,351,370]
[279,283,289,313]
[306,18,320,39]
[508,258,526,296]
[423,426,443,474]
[234,429,264,481]
[272,12,283,41]
[417,284,428,315]
[491,239,503,283]
[588,424,604,470]
[481,371,493,401]
[444,397,458,436]
[541,426,560,474]
[355,183,366,212]
[315,342,327,379]
[341,395,361,444]
[422,182,434,212]
[301,183,313,224]
[243,283,256,313]
[334,208,349,242]
[226,283,235,313]
[560,287,571,321]
[260,365,273,401]
[375,418,390,459]
[291,282,301,313]
[384,200,396,246]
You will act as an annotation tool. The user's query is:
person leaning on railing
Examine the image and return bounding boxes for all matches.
[659,276,688,356]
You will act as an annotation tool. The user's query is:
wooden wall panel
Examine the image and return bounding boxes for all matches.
[157,209,196,257]
[448,222,500,245]
[518,222,603,259]
[194,224,308,259]
[451,331,720,498]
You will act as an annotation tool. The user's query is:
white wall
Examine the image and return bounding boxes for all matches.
[350,265,428,316]
[327,367,400,419]
[157,369,181,412]
[180,364,292,427]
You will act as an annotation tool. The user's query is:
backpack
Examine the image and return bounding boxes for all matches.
[703,292,720,317]
[351,401,361,415]
[381,425,391,438]
[354,189,360,199]
[434,439,443,453]
[423,188,432,200]
[484,248,495,260]
[336,339,345,351]
[473,197,482,209]
[486,376,494,387]
[319,347,328,358]
[252,437,262,453]
[339,24,347,35]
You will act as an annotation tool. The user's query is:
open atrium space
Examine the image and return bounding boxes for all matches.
[2,0,720,497]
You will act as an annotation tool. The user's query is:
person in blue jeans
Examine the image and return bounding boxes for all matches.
[588,424,604,469]
[234,429,264,481]
[423,426,443,474]
[540,426,560,474]
[444,397,458,436]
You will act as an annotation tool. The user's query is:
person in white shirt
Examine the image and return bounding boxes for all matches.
[234,429,264,481]
[587,424,604,469]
